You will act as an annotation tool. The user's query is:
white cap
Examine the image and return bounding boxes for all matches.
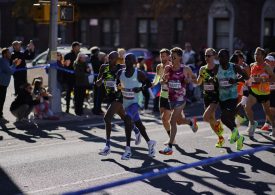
[265,55,275,62]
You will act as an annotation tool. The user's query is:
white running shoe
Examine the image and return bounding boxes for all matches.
[147,140,156,157]
[99,146,111,156]
[121,146,132,160]
[135,132,141,145]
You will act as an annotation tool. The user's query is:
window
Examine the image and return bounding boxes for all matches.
[263,19,275,50]
[137,19,158,48]
[174,19,183,44]
[261,0,275,50]
[101,19,120,47]
[80,19,88,44]
[214,19,230,50]
[208,0,234,52]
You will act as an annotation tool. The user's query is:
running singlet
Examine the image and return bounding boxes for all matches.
[217,63,238,101]
[154,64,169,99]
[119,68,143,108]
[250,63,270,95]
[102,64,122,95]
[166,65,186,102]
[200,64,219,98]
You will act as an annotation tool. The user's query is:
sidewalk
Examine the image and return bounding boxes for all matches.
[1,78,104,128]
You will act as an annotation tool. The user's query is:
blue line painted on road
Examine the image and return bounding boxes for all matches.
[63,144,275,195]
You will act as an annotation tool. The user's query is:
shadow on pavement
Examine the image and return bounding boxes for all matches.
[174,144,274,195]
[0,167,23,195]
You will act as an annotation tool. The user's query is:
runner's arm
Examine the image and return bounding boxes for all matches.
[194,67,204,85]
[265,65,275,82]
[234,64,249,82]
[152,65,161,86]
[95,64,105,87]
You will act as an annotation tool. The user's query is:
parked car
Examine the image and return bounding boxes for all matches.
[27,47,91,86]
[126,48,154,71]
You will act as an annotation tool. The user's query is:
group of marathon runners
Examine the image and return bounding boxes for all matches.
[96,46,275,160]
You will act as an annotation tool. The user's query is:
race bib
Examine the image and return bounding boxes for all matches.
[203,84,214,91]
[219,80,231,87]
[122,89,135,99]
[105,80,116,88]
[270,83,275,91]
[168,81,181,89]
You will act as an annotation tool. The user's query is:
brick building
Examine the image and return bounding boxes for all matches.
[0,0,275,53]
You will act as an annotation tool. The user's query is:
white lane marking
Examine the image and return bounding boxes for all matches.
[0,123,210,153]
[26,164,166,194]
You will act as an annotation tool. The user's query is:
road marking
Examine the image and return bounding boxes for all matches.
[26,164,166,194]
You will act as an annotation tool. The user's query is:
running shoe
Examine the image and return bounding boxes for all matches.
[236,135,245,150]
[190,117,198,133]
[135,132,141,145]
[214,121,224,137]
[247,121,258,138]
[147,140,156,157]
[159,146,173,155]
[260,123,272,131]
[121,147,132,160]
[215,137,225,148]
[230,128,239,144]
[99,146,111,156]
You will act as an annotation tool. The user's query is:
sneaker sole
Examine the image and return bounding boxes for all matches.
[159,151,173,155]
[99,151,111,156]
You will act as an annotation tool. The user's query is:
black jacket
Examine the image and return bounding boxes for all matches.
[10,50,35,69]
[10,89,40,111]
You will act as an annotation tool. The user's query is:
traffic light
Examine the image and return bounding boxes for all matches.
[59,5,74,22]
[32,3,74,23]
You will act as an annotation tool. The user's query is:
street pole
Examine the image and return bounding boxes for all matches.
[48,0,61,113]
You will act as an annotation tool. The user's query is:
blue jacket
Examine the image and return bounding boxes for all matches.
[0,57,14,86]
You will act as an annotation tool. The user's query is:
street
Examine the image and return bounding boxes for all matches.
[0,103,274,195]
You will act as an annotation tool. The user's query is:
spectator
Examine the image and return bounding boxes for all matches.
[74,53,91,116]
[183,42,196,66]
[64,41,81,113]
[56,52,65,88]
[117,48,126,64]
[90,46,104,115]
[32,78,59,120]
[10,40,35,95]
[0,48,14,123]
[10,83,40,122]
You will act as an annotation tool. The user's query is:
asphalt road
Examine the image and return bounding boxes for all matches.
[0,103,274,195]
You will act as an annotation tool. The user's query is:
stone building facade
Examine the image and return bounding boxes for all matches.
[0,0,275,53]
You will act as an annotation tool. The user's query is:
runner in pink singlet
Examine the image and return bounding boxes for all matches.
[159,47,198,155]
